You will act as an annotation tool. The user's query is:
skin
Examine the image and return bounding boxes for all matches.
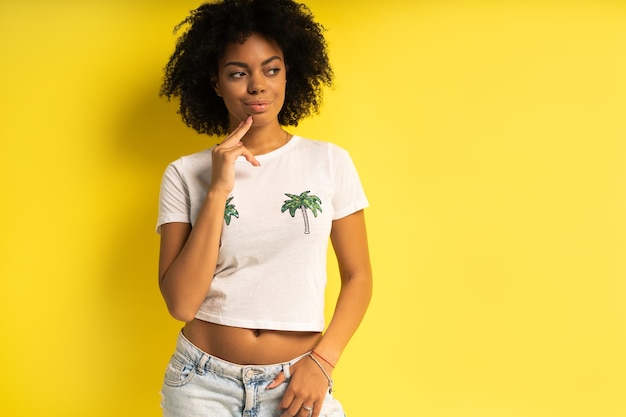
[158,33,372,417]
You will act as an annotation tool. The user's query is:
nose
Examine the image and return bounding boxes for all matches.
[247,72,266,94]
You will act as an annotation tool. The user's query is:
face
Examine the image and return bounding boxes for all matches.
[212,33,287,130]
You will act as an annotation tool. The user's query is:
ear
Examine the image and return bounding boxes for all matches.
[211,75,222,97]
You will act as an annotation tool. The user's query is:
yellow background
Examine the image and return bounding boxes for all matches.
[1,1,625,416]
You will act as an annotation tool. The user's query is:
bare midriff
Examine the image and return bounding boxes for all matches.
[183,319,322,365]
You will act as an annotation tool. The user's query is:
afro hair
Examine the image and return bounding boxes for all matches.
[160,0,334,136]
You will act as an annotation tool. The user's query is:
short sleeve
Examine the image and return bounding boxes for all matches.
[330,145,369,220]
[156,161,191,234]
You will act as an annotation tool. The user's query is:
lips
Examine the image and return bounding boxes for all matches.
[244,100,272,113]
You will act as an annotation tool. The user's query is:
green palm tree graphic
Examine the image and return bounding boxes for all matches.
[281,191,322,234]
[224,196,239,225]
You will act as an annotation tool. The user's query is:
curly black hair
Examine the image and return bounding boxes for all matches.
[160,0,334,136]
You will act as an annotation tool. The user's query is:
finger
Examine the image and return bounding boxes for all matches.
[239,145,261,167]
[280,406,312,417]
[301,404,315,417]
[278,386,295,410]
[216,142,259,167]
[285,399,310,417]
[220,116,253,146]
[279,405,303,417]
[311,402,322,417]
[266,371,286,390]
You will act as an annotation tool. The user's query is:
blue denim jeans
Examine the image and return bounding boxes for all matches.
[160,331,346,417]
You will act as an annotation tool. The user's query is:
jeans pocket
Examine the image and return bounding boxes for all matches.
[163,353,196,388]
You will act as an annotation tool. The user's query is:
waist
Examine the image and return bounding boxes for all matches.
[175,330,309,380]
[183,319,322,365]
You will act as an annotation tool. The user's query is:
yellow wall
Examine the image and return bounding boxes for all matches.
[1,1,625,416]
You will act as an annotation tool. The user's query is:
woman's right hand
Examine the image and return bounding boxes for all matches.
[210,116,260,195]
[158,117,260,322]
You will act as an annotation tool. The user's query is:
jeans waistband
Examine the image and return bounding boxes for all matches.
[175,330,309,381]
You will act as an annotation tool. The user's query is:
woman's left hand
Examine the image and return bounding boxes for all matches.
[266,355,331,417]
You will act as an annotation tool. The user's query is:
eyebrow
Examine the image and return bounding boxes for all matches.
[223,56,283,68]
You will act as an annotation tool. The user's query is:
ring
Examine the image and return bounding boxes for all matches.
[302,405,313,411]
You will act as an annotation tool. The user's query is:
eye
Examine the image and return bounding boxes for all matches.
[230,71,246,79]
[266,68,281,76]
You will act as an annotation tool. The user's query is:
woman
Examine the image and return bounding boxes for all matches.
[156,1,372,416]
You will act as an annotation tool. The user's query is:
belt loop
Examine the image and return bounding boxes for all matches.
[283,362,292,379]
[197,354,209,375]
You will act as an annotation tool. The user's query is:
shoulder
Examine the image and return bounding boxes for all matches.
[160,148,213,190]
[165,148,213,172]
[293,136,350,158]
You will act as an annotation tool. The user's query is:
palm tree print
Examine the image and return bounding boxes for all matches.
[224,196,239,225]
[281,191,322,234]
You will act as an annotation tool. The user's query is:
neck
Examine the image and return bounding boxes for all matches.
[238,123,290,155]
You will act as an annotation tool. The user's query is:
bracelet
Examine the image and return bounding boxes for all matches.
[307,353,334,394]
[311,350,335,368]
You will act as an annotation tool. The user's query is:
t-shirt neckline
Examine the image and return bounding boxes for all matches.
[235,135,301,163]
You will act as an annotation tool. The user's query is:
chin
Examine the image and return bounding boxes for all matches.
[250,113,279,126]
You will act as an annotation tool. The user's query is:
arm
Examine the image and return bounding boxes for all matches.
[158,191,228,322]
[158,117,259,322]
[277,209,373,417]
[313,209,373,366]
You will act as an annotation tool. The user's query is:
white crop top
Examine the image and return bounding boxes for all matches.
[156,136,368,331]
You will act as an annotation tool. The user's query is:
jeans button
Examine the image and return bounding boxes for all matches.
[245,369,255,379]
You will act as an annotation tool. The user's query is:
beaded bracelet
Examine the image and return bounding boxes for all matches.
[307,353,334,394]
